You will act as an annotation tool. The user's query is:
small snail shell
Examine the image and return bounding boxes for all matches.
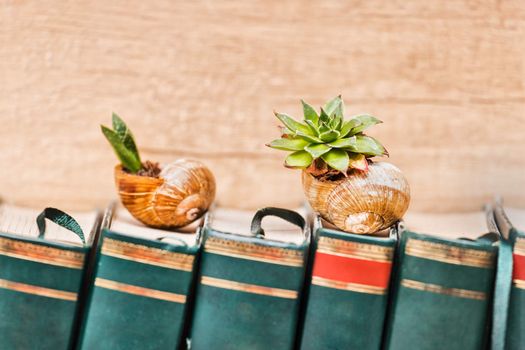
[115,159,216,229]
[302,162,410,234]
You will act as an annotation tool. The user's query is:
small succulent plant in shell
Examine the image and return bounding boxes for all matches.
[268,96,409,234]
[267,96,388,178]
[101,114,216,229]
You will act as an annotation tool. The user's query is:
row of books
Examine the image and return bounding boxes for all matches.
[0,200,523,349]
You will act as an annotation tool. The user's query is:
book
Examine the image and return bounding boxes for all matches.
[78,204,202,350]
[0,203,102,349]
[189,207,310,350]
[300,217,398,350]
[492,203,525,350]
[384,211,498,350]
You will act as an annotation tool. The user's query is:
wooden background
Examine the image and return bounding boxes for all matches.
[1,1,524,212]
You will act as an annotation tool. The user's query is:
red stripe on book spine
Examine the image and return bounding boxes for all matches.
[313,252,392,288]
[513,254,525,281]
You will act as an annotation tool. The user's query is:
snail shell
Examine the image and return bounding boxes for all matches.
[302,162,410,234]
[115,159,216,229]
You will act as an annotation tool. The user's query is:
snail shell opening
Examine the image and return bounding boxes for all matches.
[344,212,384,234]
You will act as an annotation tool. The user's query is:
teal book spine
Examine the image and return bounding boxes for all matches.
[78,229,200,350]
[384,231,497,350]
[0,233,98,349]
[189,210,310,350]
[300,218,396,350]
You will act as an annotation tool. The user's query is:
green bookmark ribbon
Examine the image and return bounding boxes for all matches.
[36,207,86,245]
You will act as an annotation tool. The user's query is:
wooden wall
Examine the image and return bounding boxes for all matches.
[1,1,524,212]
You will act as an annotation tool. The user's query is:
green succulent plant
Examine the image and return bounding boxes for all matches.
[267,96,388,175]
[101,113,142,173]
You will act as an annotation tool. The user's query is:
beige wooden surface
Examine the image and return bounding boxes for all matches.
[1,1,524,212]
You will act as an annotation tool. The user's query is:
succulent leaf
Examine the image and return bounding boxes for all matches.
[328,136,357,148]
[318,121,331,134]
[296,131,323,143]
[101,125,142,173]
[331,115,342,130]
[346,135,387,156]
[321,149,349,173]
[320,129,340,143]
[349,115,382,134]
[275,112,313,136]
[340,119,360,137]
[301,100,319,126]
[319,108,331,125]
[348,152,368,171]
[305,120,320,136]
[285,151,313,169]
[323,95,343,118]
[305,143,331,158]
[111,113,141,164]
[267,138,309,151]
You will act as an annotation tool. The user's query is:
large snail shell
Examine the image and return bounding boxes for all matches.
[115,159,216,229]
[302,162,410,234]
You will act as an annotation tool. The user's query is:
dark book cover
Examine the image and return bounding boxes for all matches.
[384,228,497,350]
[78,205,202,350]
[189,207,310,350]
[0,204,102,350]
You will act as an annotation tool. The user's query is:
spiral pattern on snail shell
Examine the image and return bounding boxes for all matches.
[115,159,216,229]
[302,162,410,234]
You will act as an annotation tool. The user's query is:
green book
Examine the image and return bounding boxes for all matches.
[384,212,498,350]
[493,203,525,350]
[300,217,398,350]
[0,203,102,349]
[78,205,202,350]
[189,207,310,350]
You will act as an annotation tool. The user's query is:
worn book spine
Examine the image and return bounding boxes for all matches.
[189,229,309,350]
[300,220,396,350]
[0,233,92,349]
[78,230,200,350]
[506,230,525,349]
[384,231,496,350]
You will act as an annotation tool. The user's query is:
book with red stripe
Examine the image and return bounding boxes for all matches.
[509,239,525,348]
[300,216,398,350]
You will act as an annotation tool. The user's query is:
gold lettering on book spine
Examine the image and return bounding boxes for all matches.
[201,276,298,299]
[0,237,85,269]
[312,276,386,295]
[95,278,186,303]
[0,278,77,301]
[401,279,486,300]
[101,238,194,271]
[514,280,525,290]
[515,237,525,256]
[204,237,304,267]
[405,238,495,268]
[317,237,393,262]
